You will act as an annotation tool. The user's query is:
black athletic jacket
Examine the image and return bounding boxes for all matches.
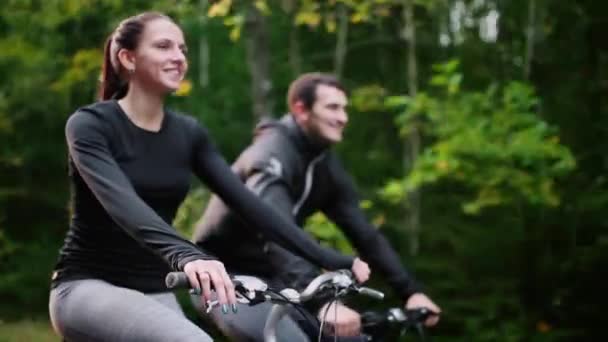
[193,115,421,300]
[52,101,353,292]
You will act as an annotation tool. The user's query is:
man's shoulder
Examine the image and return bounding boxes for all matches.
[231,124,297,180]
[237,136,291,177]
[249,120,299,162]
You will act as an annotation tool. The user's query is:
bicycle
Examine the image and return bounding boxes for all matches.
[166,270,435,341]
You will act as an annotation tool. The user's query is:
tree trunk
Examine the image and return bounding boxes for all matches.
[401,0,421,256]
[523,0,536,80]
[244,4,274,119]
[289,25,302,77]
[334,3,349,79]
[198,0,210,88]
[282,0,302,77]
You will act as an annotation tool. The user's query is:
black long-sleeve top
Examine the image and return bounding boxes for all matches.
[52,100,353,292]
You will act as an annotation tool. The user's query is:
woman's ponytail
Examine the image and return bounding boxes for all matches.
[98,35,124,100]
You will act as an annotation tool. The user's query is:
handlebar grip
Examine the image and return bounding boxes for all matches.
[358,287,385,300]
[407,307,438,321]
[165,272,190,290]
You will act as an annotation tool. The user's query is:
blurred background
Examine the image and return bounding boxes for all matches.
[0,0,606,340]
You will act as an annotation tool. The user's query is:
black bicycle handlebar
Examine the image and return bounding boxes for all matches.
[357,287,385,300]
[165,271,190,290]
[361,307,439,341]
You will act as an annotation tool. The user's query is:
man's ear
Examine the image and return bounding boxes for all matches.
[117,48,136,73]
[291,100,309,124]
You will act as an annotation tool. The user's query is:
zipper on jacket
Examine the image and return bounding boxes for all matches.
[292,153,325,216]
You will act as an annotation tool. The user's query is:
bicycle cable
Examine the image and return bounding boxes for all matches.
[333,295,338,342]
[265,287,321,330]
[318,288,339,342]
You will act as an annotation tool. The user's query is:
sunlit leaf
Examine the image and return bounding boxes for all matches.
[208,0,232,17]
[174,79,193,97]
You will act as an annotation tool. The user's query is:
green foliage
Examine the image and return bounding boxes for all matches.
[350,84,388,112]
[51,49,103,93]
[0,319,59,342]
[0,1,606,340]
[304,212,354,254]
[173,186,210,237]
[0,230,17,262]
[304,200,387,255]
[0,232,60,320]
[382,60,576,214]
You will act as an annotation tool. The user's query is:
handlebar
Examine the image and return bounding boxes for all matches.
[167,271,435,341]
[300,270,384,301]
[166,270,384,303]
[165,271,190,290]
[264,270,384,342]
[362,307,437,325]
[361,307,438,341]
[165,271,273,311]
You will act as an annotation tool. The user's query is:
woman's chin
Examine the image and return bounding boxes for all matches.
[160,80,183,93]
[164,85,180,94]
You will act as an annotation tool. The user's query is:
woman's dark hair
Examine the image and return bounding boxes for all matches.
[286,73,347,110]
[98,12,172,100]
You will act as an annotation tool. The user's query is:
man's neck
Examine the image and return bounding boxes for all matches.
[289,115,332,153]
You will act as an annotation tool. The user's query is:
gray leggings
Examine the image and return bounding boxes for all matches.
[190,294,310,342]
[49,279,213,342]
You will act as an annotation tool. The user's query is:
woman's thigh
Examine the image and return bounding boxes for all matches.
[50,279,213,342]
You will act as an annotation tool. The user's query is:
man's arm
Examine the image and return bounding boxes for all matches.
[324,168,442,325]
[323,159,422,300]
[242,155,324,291]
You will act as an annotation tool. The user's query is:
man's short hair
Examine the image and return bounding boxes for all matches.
[287,73,347,111]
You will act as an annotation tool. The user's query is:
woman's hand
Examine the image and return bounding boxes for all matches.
[183,259,236,312]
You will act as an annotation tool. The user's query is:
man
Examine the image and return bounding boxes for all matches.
[193,73,440,341]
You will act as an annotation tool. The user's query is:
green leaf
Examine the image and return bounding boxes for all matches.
[384,95,410,109]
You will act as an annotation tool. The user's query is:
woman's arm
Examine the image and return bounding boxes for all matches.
[66,110,210,271]
[190,123,354,271]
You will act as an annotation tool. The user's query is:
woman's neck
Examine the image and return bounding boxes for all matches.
[118,83,165,132]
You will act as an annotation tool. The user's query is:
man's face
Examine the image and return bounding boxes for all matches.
[303,84,348,145]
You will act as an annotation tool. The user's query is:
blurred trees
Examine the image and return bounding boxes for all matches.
[1,0,607,340]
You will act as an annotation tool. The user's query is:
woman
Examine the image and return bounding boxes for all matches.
[49,12,369,341]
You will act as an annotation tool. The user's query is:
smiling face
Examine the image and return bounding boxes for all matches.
[295,84,349,145]
[118,18,188,95]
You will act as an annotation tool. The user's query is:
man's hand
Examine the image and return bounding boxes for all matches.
[406,293,441,327]
[318,302,361,336]
[351,257,370,283]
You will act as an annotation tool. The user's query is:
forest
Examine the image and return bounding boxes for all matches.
[0,0,606,340]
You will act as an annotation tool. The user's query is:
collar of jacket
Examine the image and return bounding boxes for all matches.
[279,114,329,159]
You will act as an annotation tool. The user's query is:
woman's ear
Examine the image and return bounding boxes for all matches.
[117,48,136,74]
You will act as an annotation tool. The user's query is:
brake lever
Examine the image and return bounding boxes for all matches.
[205,300,220,314]
[406,307,437,322]
[247,290,269,306]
